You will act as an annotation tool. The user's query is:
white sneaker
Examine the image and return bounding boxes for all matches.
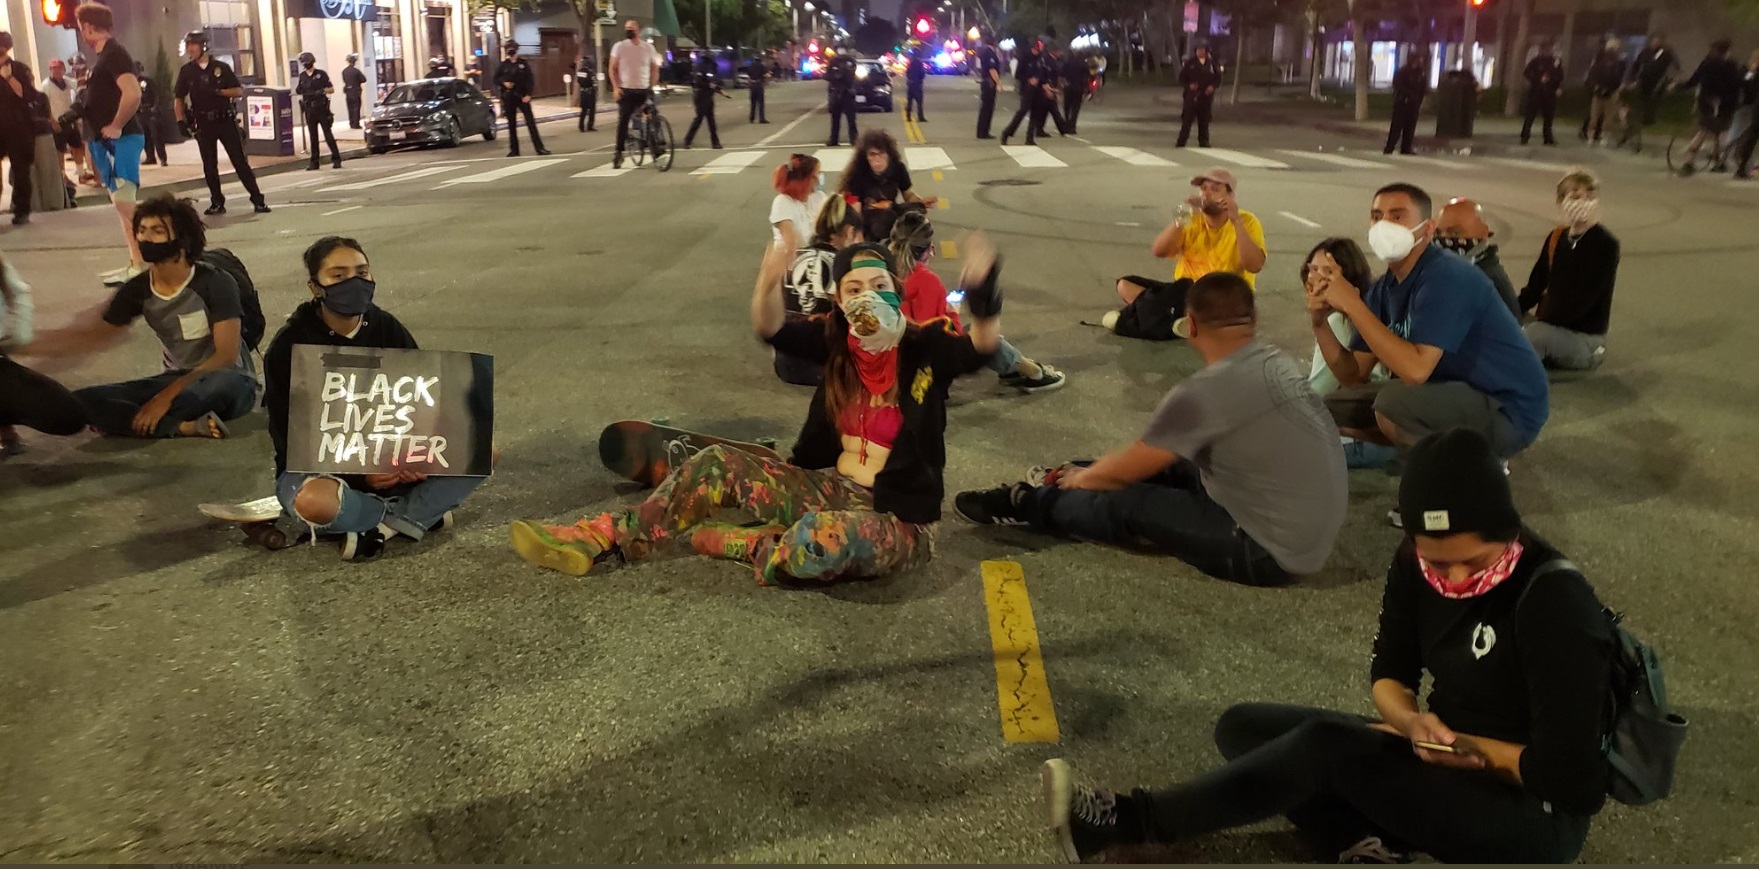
[100,263,145,285]
[1386,508,1403,529]
[1338,835,1412,863]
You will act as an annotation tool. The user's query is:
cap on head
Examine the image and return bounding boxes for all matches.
[1190,167,1237,193]
[1398,429,1520,538]
[831,242,895,283]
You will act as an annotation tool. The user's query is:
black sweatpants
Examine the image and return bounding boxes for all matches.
[0,355,88,436]
[1136,703,1591,863]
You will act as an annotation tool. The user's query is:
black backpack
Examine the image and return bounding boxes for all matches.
[200,248,266,352]
[1520,560,1687,806]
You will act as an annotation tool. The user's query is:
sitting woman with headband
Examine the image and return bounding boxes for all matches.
[887,210,1065,394]
[512,235,1005,585]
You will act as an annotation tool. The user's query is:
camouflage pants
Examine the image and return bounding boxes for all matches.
[630,444,933,583]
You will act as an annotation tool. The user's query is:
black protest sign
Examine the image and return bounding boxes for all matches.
[287,346,495,476]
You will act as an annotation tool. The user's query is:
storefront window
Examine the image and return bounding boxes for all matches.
[373,0,405,97]
[426,3,454,69]
[199,0,261,82]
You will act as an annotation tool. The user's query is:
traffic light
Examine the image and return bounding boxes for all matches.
[1469,0,1486,7]
[914,17,931,36]
[42,0,77,28]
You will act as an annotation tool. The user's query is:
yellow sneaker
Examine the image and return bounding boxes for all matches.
[509,515,614,576]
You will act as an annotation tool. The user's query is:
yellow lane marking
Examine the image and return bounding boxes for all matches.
[981,560,1060,744]
[936,198,948,210]
[940,240,957,259]
[932,169,944,182]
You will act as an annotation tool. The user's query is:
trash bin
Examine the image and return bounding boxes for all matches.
[239,86,294,157]
[1435,70,1479,139]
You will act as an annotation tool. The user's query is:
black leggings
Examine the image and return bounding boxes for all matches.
[1140,703,1590,863]
[0,355,88,436]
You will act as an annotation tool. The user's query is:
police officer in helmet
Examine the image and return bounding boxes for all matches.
[173,29,269,214]
[342,52,367,128]
[495,40,550,157]
[1177,41,1221,147]
[682,53,727,149]
[295,51,342,170]
[824,47,858,147]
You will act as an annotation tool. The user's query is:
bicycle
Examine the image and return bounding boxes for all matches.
[1667,114,1734,176]
[625,94,675,172]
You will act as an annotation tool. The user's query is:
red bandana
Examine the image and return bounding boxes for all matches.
[1418,541,1525,600]
[847,333,898,398]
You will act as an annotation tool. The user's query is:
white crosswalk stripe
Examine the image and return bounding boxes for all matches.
[1002,144,1066,167]
[1092,146,1176,167]
[1481,156,1573,173]
[1199,148,1291,169]
[693,150,767,175]
[434,158,568,185]
[906,146,956,171]
[321,165,461,192]
[1385,152,1479,170]
[573,162,635,178]
[1277,149,1392,169]
[815,146,853,166]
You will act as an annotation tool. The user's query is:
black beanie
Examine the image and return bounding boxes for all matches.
[831,242,895,283]
[1398,429,1521,537]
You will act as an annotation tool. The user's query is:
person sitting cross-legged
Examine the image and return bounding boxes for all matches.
[264,236,491,561]
[1103,168,1265,340]
[956,272,1347,587]
[1518,170,1620,372]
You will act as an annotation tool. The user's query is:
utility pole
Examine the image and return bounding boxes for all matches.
[1460,0,1478,72]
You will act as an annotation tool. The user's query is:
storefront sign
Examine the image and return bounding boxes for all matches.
[295,0,380,21]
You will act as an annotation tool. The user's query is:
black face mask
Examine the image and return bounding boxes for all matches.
[138,239,182,264]
[626,30,638,40]
[318,276,376,317]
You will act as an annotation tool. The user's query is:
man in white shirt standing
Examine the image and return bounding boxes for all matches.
[608,20,661,169]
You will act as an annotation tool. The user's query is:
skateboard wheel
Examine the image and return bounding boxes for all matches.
[650,417,671,426]
[756,437,778,449]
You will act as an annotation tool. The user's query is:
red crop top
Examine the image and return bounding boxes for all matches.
[837,401,904,451]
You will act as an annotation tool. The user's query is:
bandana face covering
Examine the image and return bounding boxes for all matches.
[1435,236,1487,261]
[839,282,905,354]
[1418,540,1525,599]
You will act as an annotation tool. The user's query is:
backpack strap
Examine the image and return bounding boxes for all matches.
[1545,227,1563,274]
[1516,557,1581,612]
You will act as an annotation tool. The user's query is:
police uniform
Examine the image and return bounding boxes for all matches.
[1521,51,1564,145]
[576,58,597,132]
[1178,51,1221,147]
[1385,59,1427,154]
[136,62,168,165]
[295,60,342,169]
[1035,49,1070,137]
[1062,52,1090,134]
[999,47,1046,145]
[825,53,858,146]
[342,58,367,128]
[494,47,550,157]
[905,49,928,122]
[683,59,723,148]
[175,49,267,214]
[974,44,1000,138]
[747,57,770,123]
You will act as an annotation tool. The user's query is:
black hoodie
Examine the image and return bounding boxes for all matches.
[263,300,418,480]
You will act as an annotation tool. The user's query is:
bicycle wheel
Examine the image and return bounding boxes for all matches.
[653,117,675,171]
[1666,124,1697,174]
[630,120,648,166]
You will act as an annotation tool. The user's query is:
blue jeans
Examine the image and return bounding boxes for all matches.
[74,369,258,437]
[276,472,487,540]
[1024,459,1291,586]
[984,336,1024,376]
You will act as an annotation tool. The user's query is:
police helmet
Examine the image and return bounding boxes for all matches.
[504,40,520,51]
[184,30,210,48]
[428,57,443,69]
[298,51,316,66]
[346,52,360,63]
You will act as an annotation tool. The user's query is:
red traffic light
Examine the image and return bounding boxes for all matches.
[914,18,931,35]
[1470,0,1486,7]
[808,40,821,53]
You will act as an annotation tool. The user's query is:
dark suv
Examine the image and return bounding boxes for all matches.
[851,58,893,113]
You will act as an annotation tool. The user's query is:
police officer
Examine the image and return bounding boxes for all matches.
[295,52,342,170]
[575,54,598,132]
[134,60,168,166]
[342,52,366,128]
[426,56,455,79]
[973,34,1000,139]
[747,54,771,123]
[999,40,1046,145]
[173,30,268,215]
[682,54,726,149]
[1385,52,1427,154]
[1035,42,1070,138]
[1062,48,1091,135]
[824,49,858,146]
[495,40,550,157]
[1177,42,1221,147]
[1521,40,1564,145]
[0,30,37,226]
[905,45,928,122]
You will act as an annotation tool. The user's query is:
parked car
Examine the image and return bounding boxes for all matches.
[852,57,893,113]
[365,78,496,154]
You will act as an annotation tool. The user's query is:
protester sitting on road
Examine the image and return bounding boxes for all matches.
[770,153,827,248]
[957,272,1346,587]
[1104,168,1264,340]
[1039,428,1616,865]
[1519,170,1620,371]
[1314,183,1548,486]
[887,210,1065,393]
[774,193,866,386]
[27,193,257,439]
[264,236,490,561]
[512,234,1005,584]
[838,129,937,243]
[0,253,89,457]
[1433,197,1520,318]
[1300,238,1397,471]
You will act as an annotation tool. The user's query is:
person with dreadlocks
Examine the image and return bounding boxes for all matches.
[887,210,1065,393]
[511,234,1005,584]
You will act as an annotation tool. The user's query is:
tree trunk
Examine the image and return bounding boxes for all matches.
[1230,24,1245,103]
[1351,0,1369,121]
[1308,5,1322,99]
[1504,0,1531,116]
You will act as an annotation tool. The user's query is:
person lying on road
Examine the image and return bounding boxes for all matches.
[0,252,89,457]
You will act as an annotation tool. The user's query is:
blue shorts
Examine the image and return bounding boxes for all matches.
[89,133,145,191]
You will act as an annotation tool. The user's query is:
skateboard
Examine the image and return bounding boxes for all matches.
[198,495,298,550]
[597,420,784,489]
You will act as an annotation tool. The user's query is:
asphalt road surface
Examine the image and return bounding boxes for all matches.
[2,76,1756,863]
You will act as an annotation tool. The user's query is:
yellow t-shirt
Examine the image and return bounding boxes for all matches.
[1170,210,1266,289]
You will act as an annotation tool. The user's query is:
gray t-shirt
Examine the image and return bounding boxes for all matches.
[103,264,256,379]
[1142,339,1348,574]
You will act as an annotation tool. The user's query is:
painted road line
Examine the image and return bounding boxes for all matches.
[573,162,634,178]
[1481,156,1572,172]
[815,146,852,167]
[434,158,567,186]
[755,105,821,147]
[940,239,958,259]
[932,169,944,181]
[1002,145,1067,168]
[1278,149,1392,169]
[262,175,333,193]
[692,150,767,175]
[320,205,363,217]
[1279,210,1321,228]
[1092,145,1176,167]
[908,146,955,171]
[1388,152,1478,170]
[321,165,460,192]
[981,560,1060,744]
[1200,148,1290,169]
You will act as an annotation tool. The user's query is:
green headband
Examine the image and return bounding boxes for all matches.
[849,257,888,272]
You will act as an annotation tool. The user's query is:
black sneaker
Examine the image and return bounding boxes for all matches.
[1337,835,1413,863]
[340,527,388,561]
[204,203,227,215]
[253,203,272,214]
[954,482,1031,526]
[1014,365,1067,393]
[1042,759,1124,863]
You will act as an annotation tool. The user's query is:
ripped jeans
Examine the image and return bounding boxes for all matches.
[276,472,486,540]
